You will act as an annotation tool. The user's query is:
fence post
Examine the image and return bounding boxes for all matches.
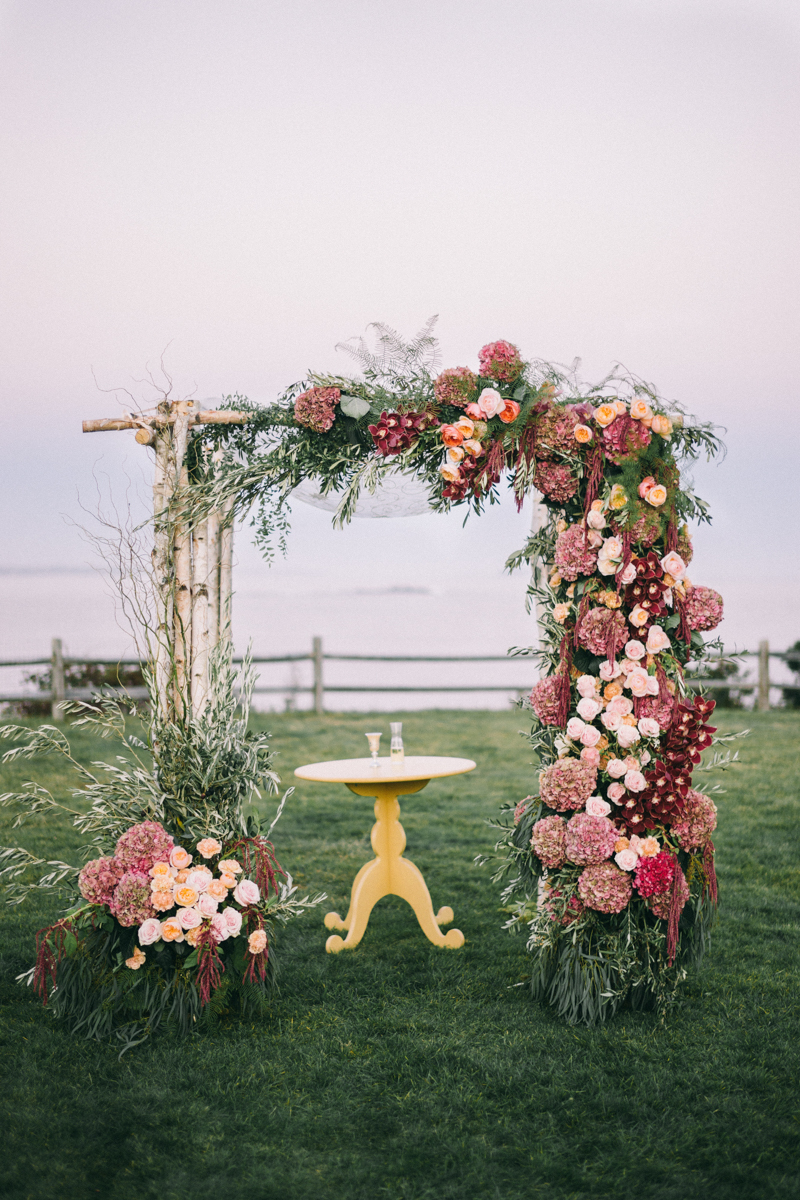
[312,636,324,714]
[758,640,770,711]
[51,637,66,720]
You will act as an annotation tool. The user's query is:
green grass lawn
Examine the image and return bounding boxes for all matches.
[1,707,798,1200]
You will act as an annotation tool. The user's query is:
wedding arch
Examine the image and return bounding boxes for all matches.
[2,319,733,1032]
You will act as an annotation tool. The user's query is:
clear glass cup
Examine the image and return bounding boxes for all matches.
[390,721,404,764]
[365,731,382,766]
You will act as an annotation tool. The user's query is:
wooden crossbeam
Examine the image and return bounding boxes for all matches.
[82,409,250,433]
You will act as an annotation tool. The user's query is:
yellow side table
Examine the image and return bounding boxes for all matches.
[293,755,476,953]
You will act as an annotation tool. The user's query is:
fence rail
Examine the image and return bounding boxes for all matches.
[0,638,794,717]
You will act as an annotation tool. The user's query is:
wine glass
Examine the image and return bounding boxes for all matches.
[365,731,382,766]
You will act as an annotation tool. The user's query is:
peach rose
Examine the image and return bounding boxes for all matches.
[185,925,204,947]
[439,463,462,483]
[177,905,202,930]
[615,849,638,871]
[462,438,483,457]
[207,879,229,901]
[173,885,199,908]
[219,872,237,889]
[645,484,668,507]
[440,424,463,447]
[594,403,617,427]
[628,605,649,628]
[626,667,651,698]
[170,846,192,870]
[498,400,521,424]
[549,571,562,588]
[151,891,174,913]
[160,918,184,943]
[646,626,671,654]
[218,860,242,875]
[446,446,465,464]
[150,861,172,879]
[196,838,223,859]
[138,918,162,945]
[651,414,673,438]
[612,399,627,415]
[233,878,261,907]
[476,388,506,418]
[464,402,483,421]
[580,746,601,767]
[630,398,653,423]
[573,423,593,443]
[553,603,571,624]
[603,682,623,701]
[454,417,475,438]
[175,869,189,883]
[126,946,146,970]
[248,929,268,955]
[614,836,630,852]
[659,551,687,580]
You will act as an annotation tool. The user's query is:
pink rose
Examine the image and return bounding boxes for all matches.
[646,675,660,696]
[624,639,647,661]
[580,725,601,748]
[601,710,622,731]
[586,795,612,817]
[637,717,661,738]
[623,756,641,771]
[624,770,647,793]
[599,660,623,681]
[138,917,162,945]
[210,912,229,943]
[185,867,213,893]
[627,667,651,697]
[615,849,639,871]
[177,906,202,930]
[197,892,219,917]
[586,509,606,531]
[606,758,627,779]
[577,697,602,721]
[576,675,598,698]
[602,536,623,560]
[476,388,506,418]
[616,725,641,749]
[619,658,636,675]
[618,563,637,586]
[607,695,633,716]
[587,530,604,548]
[170,846,192,870]
[566,717,586,740]
[580,747,601,767]
[640,750,652,765]
[638,475,656,500]
[221,906,243,936]
[233,878,260,907]
[660,551,687,580]
[646,626,671,654]
[607,782,626,803]
[629,605,649,628]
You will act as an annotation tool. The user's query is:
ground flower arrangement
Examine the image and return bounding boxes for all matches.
[1,661,323,1048]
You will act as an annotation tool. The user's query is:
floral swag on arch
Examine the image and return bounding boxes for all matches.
[193,318,734,1025]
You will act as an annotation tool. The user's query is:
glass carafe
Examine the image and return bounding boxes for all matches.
[390,721,404,764]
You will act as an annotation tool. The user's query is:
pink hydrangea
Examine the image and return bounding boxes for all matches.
[114,821,174,875]
[478,340,524,383]
[78,856,124,906]
[565,812,617,865]
[577,862,633,913]
[601,414,652,463]
[577,606,628,657]
[111,871,155,927]
[671,789,717,851]
[433,366,478,408]
[555,524,598,581]
[294,386,341,433]
[647,868,690,920]
[615,511,660,547]
[685,586,724,632]
[534,460,578,503]
[636,694,675,729]
[531,815,567,867]
[634,850,676,898]
[540,758,597,813]
[535,407,581,458]
[529,676,564,726]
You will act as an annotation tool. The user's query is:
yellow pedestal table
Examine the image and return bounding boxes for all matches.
[293,755,476,953]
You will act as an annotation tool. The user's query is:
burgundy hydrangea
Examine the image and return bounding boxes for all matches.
[434,366,477,408]
[294,386,341,433]
[478,340,524,383]
[78,856,124,906]
[529,676,564,726]
[647,868,690,921]
[576,606,627,657]
[671,789,717,851]
[601,414,652,463]
[534,460,578,503]
[114,821,174,874]
[111,871,155,927]
[684,586,724,632]
[565,812,617,865]
[555,524,598,581]
[634,850,677,898]
[578,862,633,914]
[534,407,581,458]
[540,758,597,813]
[531,815,567,867]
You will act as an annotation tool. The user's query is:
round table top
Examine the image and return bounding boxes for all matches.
[294,755,477,785]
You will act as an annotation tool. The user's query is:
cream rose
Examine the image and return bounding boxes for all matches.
[574,424,593,444]
[628,605,649,628]
[594,403,617,427]
[476,388,505,418]
[586,509,606,531]
[218,859,242,875]
[660,551,687,580]
[618,563,637,586]
[446,446,465,464]
[138,917,162,946]
[170,846,192,870]
[650,414,673,438]
[626,667,651,697]
[645,484,668,507]
[646,626,671,654]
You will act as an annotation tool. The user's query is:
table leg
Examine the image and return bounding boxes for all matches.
[324,781,464,953]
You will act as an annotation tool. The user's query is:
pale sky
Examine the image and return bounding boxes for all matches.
[1,0,799,660]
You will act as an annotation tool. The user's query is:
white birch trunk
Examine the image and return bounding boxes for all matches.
[206,509,220,658]
[172,463,192,719]
[151,426,172,721]
[191,518,210,717]
[219,500,234,662]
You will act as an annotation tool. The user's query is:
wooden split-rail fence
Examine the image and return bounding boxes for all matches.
[0,638,792,718]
